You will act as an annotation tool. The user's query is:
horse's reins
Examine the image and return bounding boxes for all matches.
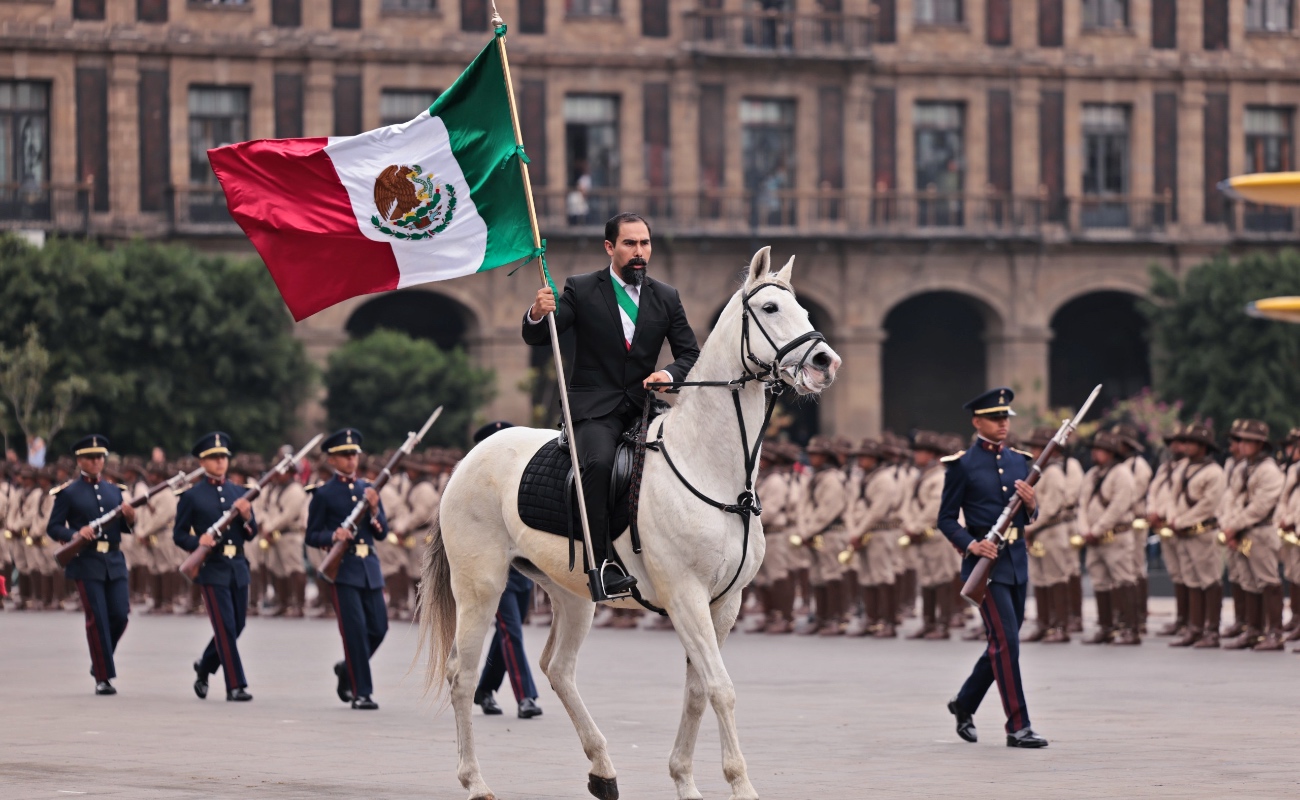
[622,280,827,615]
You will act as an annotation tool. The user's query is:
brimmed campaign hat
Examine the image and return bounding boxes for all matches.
[1173,422,1218,452]
[191,432,233,459]
[850,438,883,459]
[1228,418,1270,445]
[1026,426,1057,449]
[1090,430,1127,456]
[911,430,947,454]
[1111,422,1145,453]
[963,387,1016,418]
[72,434,110,457]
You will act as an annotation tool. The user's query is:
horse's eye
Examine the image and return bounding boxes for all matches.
[762,302,778,313]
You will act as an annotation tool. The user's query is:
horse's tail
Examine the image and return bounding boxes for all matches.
[415,503,456,700]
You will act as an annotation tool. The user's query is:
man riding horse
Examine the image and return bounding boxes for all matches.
[522,212,700,601]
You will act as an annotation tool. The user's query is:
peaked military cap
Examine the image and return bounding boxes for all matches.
[192,431,233,459]
[73,434,110,456]
[323,428,363,454]
[473,420,514,444]
[963,387,1016,418]
[1228,418,1270,444]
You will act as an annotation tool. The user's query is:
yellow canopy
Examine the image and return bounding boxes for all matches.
[1246,297,1300,324]
[1218,172,1300,207]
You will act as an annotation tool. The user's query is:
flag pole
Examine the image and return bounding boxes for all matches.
[492,6,607,600]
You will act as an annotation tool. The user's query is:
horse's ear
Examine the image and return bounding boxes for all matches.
[746,246,771,287]
[776,255,795,285]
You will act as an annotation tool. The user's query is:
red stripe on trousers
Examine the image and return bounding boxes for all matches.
[203,585,235,691]
[982,592,1025,731]
[208,138,399,321]
[330,585,358,695]
[497,611,525,703]
[76,581,106,682]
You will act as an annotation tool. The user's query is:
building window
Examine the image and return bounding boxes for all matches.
[1244,107,1293,232]
[383,0,437,10]
[913,101,964,226]
[1246,0,1292,32]
[742,0,794,50]
[1082,0,1127,28]
[189,87,248,221]
[564,95,620,225]
[380,90,441,126]
[1081,104,1130,228]
[567,0,617,16]
[915,0,961,25]
[741,98,796,227]
[0,81,50,220]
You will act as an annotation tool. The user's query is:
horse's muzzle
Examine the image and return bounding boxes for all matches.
[790,344,840,394]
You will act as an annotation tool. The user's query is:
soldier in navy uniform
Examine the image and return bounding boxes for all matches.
[174,432,258,702]
[939,389,1048,748]
[306,428,389,710]
[47,435,137,696]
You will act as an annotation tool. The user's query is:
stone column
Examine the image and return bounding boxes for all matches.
[829,326,885,438]
[986,325,1051,417]
[304,59,334,138]
[109,53,141,229]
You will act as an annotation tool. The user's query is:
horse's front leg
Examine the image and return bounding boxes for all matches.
[669,588,758,800]
[540,588,618,799]
[669,650,707,800]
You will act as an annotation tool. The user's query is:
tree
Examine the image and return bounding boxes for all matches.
[1145,249,1300,436]
[324,330,495,449]
[0,326,90,451]
[0,235,313,455]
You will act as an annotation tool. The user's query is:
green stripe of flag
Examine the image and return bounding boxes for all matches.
[610,277,638,325]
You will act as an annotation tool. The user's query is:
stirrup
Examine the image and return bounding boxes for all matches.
[587,561,635,602]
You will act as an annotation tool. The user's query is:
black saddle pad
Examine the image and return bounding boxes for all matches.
[518,437,632,541]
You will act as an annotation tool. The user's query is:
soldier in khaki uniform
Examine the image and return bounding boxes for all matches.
[399,455,440,618]
[304,458,335,618]
[1146,428,1188,636]
[1062,451,1086,632]
[0,463,12,609]
[844,439,900,637]
[260,461,309,617]
[785,446,813,620]
[793,435,850,635]
[882,431,918,621]
[751,444,794,633]
[27,467,61,609]
[136,461,182,614]
[371,453,412,620]
[1275,429,1300,646]
[1218,419,1285,650]
[1021,427,1074,644]
[1112,424,1153,631]
[1167,423,1228,648]
[1078,431,1139,645]
[901,431,957,639]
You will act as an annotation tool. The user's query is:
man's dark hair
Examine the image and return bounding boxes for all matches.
[604,212,652,244]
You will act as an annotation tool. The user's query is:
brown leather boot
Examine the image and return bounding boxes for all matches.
[819,580,845,636]
[1022,585,1049,643]
[1256,585,1286,651]
[1160,583,1188,636]
[1137,575,1149,634]
[1084,590,1114,644]
[1067,574,1084,632]
[1114,584,1141,645]
[797,585,828,635]
[908,587,936,639]
[1194,584,1223,648]
[1224,591,1262,649]
[1171,587,1204,647]
[875,584,897,638]
[926,582,953,639]
[1041,584,1070,643]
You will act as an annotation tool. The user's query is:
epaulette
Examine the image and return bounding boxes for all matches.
[173,487,188,497]
[1011,447,1034,460]
[116,483,129,491]
[304,482,321,493]
[940,450,966,464]
[48,479,73,496]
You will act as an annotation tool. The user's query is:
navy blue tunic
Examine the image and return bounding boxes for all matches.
[937,439,1036,586]
[173,478,259,587]
[305,474,388,590]
[47,476,131,582]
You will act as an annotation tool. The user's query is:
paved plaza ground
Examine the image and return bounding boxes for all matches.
[2,599,1297,799]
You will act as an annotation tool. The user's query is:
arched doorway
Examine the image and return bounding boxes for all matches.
[1050,291,1150,412]
[707,293,832,446]
[883,292,995,435]
[345,289,476,350]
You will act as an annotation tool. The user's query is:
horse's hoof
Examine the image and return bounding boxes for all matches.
[587,773,619,800]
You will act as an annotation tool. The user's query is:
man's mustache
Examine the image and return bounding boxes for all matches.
[624,257,646,268]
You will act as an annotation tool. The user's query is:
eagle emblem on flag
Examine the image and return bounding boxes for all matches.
[371,164,457,241]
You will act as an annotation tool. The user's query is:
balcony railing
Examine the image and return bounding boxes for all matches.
[683,10,875,57]
[0,182,92,232]
[170,184,239,233]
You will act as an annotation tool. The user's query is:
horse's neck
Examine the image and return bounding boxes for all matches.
[659,312,767,492]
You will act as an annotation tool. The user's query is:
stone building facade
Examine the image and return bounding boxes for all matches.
[3,0,1299,438]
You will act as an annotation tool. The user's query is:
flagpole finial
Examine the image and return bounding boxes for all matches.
[490,0,504,29]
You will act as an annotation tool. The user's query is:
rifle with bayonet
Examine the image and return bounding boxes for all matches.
[180,434,323,581]
[56,467,205,568]
[960,384,1102,608]
[318,407,443,582]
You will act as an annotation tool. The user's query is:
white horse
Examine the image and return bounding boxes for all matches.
[417,247,841,800]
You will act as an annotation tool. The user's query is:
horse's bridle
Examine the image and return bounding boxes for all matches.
[622,280,830,614]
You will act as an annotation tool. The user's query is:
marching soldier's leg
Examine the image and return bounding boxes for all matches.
[1247,528,1284,651]
[1084,545,1114,644]
[1224,549,1261,649]
[1159,535,1186,636]
[1283,544,1300,640]
[1184,532,1223,649]
[1110,532,1141,645]
[199,581,249,697]
[1024,543,1048,643]
[1134,526,1150,634]
[73,578,118,685]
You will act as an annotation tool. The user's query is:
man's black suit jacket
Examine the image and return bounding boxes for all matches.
[522,268,700,422]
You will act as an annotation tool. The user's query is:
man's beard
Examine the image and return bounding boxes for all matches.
[619,258,646,287]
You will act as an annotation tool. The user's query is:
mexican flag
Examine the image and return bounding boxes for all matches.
[209,34,536,321]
